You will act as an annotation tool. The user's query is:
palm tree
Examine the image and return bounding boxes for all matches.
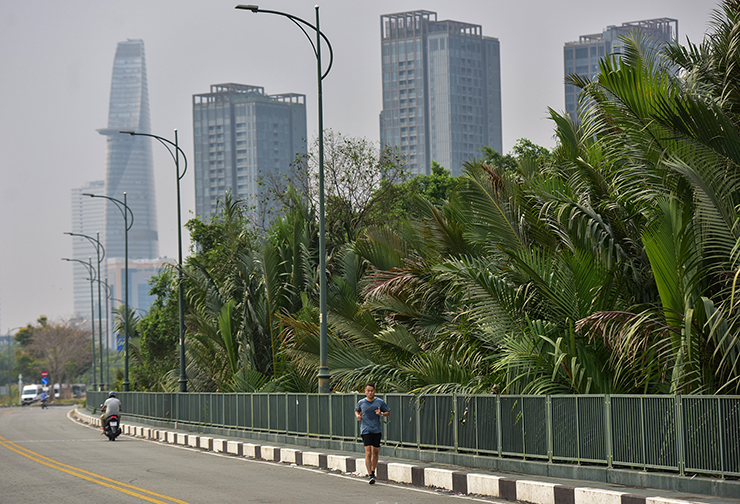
[570,3,740,393]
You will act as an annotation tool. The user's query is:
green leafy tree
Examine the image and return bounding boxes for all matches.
[124,271,179,391]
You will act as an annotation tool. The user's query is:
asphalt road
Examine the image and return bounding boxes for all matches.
[0,405,502,504]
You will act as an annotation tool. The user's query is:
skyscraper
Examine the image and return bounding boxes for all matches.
[70,180,105,317]
[564,18,678,119]
[192,83,307,223]
[98,39,159,260]
[380,11,502,177]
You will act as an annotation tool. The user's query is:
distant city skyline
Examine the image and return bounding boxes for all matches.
[0,0,716,334]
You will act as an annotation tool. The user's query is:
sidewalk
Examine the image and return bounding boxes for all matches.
[73,408,740,504]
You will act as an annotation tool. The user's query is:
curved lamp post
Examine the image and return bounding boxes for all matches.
[119,129,188,392]
[84,192,133,391]
[62,257,98,390]
[235,3,334,393]
[65,232,105,390]
[93,277,113,388]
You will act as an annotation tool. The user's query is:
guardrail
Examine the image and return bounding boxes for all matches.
[88,392,740,478]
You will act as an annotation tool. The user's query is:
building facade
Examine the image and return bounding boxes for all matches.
[564,18,678,119]
[380,11,502,176]
[70,180,106,318]
[192,83,307,223]
[107,256,170,318]
[98,39,159,260]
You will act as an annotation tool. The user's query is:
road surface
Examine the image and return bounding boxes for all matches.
[0,405,502,503]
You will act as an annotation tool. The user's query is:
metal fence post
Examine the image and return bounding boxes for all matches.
[605,395,612,468]
[416,394,421,449]
[675,394,684,476]
[640,396,647,470]
[575,396,581,463]
[718,397,725,477]
[497,394,502,457]
[521,396,527,458]
[453,393,459,452]
[329,392,333,437]
[546,395,553,463]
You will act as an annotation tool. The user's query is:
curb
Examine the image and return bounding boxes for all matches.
[73,409,703,504]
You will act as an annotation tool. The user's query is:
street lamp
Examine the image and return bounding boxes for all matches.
[93,277,113,388]
[65,231,105,390]
[83,192,133,390]
[120,129,188,392]
[62,257,98,391]
[235,3,334,393]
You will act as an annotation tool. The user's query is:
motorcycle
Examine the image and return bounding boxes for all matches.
[103,413,122,441]
[40,397,48,409]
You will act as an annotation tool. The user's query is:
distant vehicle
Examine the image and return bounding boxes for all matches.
[21,384,43,405]
[42,383,60,398]
[71,384,86,399]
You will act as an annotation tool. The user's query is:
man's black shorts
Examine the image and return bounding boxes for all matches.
[361,432,382,447]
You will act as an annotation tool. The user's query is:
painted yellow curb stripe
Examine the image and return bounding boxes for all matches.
[0,411,190,504]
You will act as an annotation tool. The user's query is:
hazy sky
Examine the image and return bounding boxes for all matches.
[0,0,717,334]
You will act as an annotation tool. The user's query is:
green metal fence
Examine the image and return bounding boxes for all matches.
[88,392,740,478]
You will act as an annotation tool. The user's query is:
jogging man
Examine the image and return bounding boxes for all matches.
[355,383,390,484]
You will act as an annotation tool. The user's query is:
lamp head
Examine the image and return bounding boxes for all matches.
[235,4,259,12]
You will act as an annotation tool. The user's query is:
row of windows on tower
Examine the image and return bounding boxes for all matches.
[565,46,607,61]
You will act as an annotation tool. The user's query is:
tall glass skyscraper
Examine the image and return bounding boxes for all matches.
[192,83,307,224]
[380,11,502,176]
[97,39,159,260]
[564,18,678,119]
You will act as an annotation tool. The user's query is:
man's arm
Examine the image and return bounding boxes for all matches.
[375,406,390,417]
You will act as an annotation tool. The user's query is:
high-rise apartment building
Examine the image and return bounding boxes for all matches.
[70,180,105,318]
[380,11,502,177]
[97,39,159,260]
[564,18,678,119]
[192,83,307,223]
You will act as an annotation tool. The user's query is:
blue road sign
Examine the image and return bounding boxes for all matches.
[41,377,49,385]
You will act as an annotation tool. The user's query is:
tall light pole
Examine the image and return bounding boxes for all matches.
[235,4,334,393]
[65,231,105,390]
[62,258,97,390]
[92,277,113,388]
[84,192,133,390]
[120,129,188,392]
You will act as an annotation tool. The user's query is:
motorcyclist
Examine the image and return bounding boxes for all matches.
[100,391,122,432]
[39,391,48,409]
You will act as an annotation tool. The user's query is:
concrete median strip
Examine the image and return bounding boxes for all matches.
[72,409,706,504]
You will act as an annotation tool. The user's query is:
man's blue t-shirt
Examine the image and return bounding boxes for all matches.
[355,397,390,435]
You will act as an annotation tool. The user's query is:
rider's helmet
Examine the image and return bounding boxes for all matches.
[109,391,116,397]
